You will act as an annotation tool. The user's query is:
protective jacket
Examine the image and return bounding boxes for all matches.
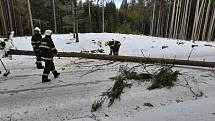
[39,36,58,61]
[31,34,42,50]
[108,40,121,49]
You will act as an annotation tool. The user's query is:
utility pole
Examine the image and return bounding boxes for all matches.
[53,0,57,33]
[27,0,34,34]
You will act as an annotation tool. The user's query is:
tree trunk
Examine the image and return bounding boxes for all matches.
[74,0,79,42]
[11,49,215,68]
[207,8,215,41]
[156,4,162,37]
[53,0,57,33]
[183,0,192,40]
[165,0,172,38]
[173,0,180,38]
[196,0,206,41]
[191,0,201,41]
[102,0,105,33]
[88,0,92,32]
[27,0,34,34]
[202,0,212,41]
[6,0,13,31]
[184,0,192,39]
[72,0,76,38]
[169,0,177,38]
[150,0,156,36]
[0,0,8,36]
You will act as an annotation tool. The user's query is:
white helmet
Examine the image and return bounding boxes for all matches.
[44,30,53,36]
[34,27,41,32]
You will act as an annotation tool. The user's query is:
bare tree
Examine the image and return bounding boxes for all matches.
[169,0,177,38]
[0,0,8,36]
[207,7,215,41]
[53,0,57,33]
[150,0,156,36]
[74,0,79,42]
[88,0,92,32]
[6,0,13,31]
[72,0,76,38]
[27,0,33,34]
[202,0,212,41]
[191,0,201,41]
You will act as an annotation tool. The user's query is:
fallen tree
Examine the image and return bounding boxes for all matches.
[11,49,215,68]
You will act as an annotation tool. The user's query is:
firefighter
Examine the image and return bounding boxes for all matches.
[31,27,43,69]
[39,30,60,83]
[105,39,121,55]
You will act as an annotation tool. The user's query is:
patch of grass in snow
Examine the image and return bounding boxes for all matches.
[110,65,153,81]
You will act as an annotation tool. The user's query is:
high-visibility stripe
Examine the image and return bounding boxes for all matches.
[32,45,36,47]
[31,41,36,43]
[51,47,56,50]
[41,57,53,60]
[42,73,49,76]
[39,45,50,49]
[41,42,47,45]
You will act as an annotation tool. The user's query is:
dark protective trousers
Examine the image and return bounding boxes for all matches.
[109,45,120,55]
[42,60,57,80]
[34,49,42,68]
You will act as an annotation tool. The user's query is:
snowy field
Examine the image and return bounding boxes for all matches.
[13,33,215,61]
[0,33,215,121]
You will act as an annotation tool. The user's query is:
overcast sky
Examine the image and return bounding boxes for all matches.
[115,0,122,8]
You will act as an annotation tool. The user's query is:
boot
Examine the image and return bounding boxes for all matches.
[36,62,44,69]
[53,71,60,78]
[42,76,51,83]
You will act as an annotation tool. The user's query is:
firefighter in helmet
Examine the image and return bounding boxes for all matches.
[39,30,60,83]
[105,39,121,55]
[31,27,43,69]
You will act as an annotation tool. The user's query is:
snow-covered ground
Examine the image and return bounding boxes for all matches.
[1,33,215,121]
[14,33,215,61]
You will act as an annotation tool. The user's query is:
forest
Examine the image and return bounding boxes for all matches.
[0,0,215,41]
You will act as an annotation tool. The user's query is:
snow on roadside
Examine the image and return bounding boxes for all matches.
[103,97,215,121]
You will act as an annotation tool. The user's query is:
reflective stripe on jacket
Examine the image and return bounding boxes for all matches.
[108,40,121,49]
[31,34,42,49]
[39,36,58,61]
